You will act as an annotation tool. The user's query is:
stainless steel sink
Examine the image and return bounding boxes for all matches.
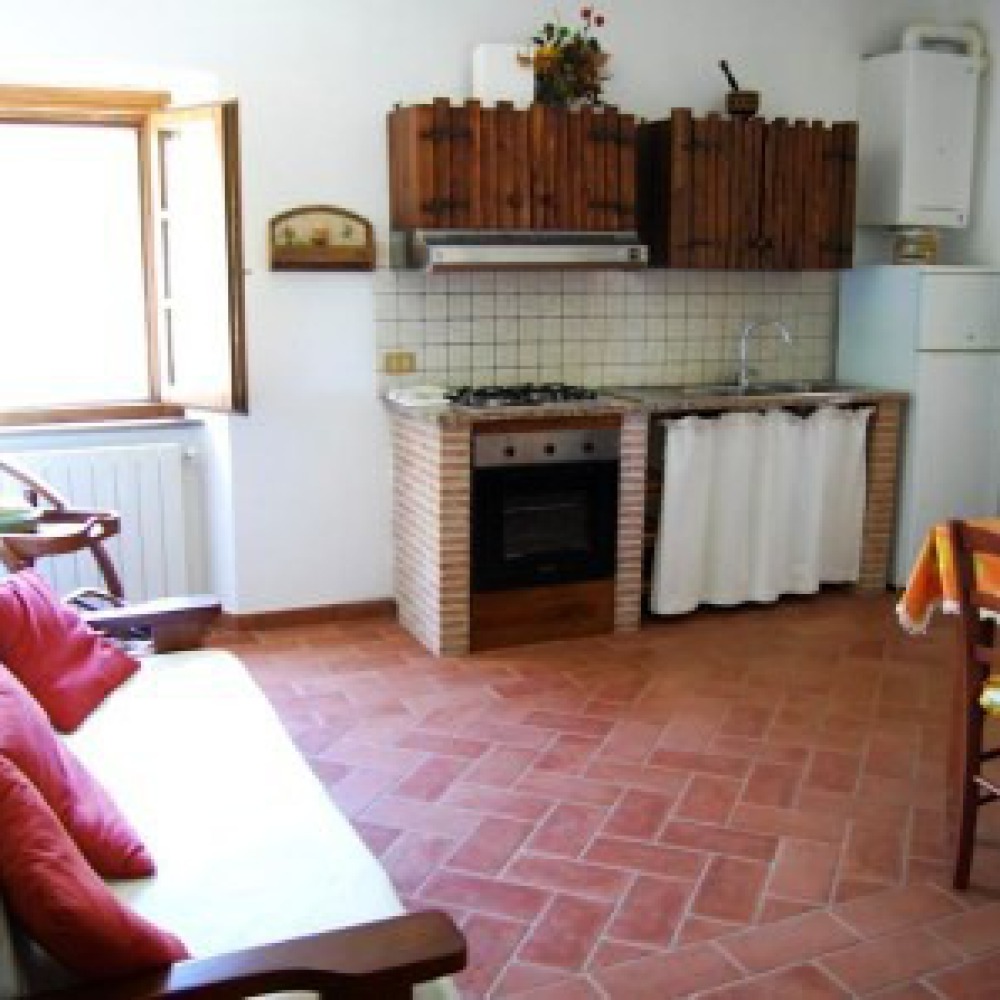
[677,380,845,397]
[739,380,843,395]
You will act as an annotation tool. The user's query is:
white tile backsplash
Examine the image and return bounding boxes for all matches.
[377,269,838,391]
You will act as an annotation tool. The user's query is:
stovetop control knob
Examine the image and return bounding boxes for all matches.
[583,441,595,454]
[544,443,556,456]
[504,445,516,458]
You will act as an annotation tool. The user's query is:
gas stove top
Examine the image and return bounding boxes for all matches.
[446,383,601,408]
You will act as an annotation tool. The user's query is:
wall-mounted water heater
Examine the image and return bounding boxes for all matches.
[858,24,987,231]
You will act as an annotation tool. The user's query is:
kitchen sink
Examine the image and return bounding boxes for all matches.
[677,380,845,397]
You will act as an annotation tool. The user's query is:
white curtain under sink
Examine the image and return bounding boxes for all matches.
[650,406,873,615]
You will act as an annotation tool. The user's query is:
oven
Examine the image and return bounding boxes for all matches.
[471,425,620,593]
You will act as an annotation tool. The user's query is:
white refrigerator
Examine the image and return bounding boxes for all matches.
[838,265,1000,586]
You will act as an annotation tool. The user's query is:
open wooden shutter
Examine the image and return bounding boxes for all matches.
[148,100,247,413]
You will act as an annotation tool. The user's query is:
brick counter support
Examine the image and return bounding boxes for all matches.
[858,397,904,592]
[615,411,648,631]
[392,417,470,655]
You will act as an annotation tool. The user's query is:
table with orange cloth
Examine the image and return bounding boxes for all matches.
[897,517,1000,715]
[898,517,1000,633]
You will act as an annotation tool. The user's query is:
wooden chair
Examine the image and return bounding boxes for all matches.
[0,454,219,652]
[948,518,1000,890]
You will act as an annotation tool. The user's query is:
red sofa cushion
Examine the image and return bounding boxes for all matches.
[0,756,187,977]
[0,665,153,879]
[0,569,138,732]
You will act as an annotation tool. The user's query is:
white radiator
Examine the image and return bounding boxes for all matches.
[1,444,191,601]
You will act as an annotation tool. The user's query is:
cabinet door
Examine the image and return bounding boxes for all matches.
[388,103,439,229]
[617,112,637,232]
[388,99,476,229]
[666,109,729,268]
[728,116,766,269]
[494,102,531,228]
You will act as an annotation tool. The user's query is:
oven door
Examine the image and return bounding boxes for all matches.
[471,460,619,593]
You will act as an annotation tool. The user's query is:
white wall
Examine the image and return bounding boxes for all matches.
[0,0,989,613]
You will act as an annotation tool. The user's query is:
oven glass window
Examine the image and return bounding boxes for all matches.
[503,490,589,559]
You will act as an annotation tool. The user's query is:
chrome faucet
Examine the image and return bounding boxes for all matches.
[738,320,793,390]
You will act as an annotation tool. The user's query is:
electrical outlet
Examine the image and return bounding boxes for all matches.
[383,350,416,374]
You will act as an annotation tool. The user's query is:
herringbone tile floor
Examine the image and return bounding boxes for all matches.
[218,591,1000,998]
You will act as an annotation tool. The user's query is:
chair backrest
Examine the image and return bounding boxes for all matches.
[947,519,1000,676]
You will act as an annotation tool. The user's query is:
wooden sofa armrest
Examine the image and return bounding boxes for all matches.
[29,910,466,1000]
[83,594,222,653]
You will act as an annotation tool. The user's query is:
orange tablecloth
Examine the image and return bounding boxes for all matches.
[897,517,1000,633]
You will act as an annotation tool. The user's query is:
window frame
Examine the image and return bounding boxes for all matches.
[0,86,246,425]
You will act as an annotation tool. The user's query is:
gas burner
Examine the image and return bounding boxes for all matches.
[446,382,600,408]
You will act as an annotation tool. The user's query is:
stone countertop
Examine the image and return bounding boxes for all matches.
[384,383,908,425]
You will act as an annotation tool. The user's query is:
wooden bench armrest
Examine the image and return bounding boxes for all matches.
[29,910,466,1000]
[83,595,222,652]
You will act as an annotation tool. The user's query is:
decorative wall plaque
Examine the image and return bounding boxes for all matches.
[268,205,375,271]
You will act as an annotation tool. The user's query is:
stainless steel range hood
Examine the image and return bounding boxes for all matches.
[391,230,648,272]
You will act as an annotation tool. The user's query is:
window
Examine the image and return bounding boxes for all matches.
[0,88,247,422]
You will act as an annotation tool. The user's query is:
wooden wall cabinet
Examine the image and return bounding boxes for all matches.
[638,108,857,269]
[388,98,637,232]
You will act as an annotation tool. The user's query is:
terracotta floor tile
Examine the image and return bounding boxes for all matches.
[516,770,621,807]
[444,783,552,823]
[587,940,654,970]
[598,720,664,762]
[741,760,803,808]
[602,787,673,840]
[583,758,690,796]
[419,870,550,922]
[842,822,907,884]
[507,975,605,999]
[674,774,741,824]
[394,755,470,802]
[526,802,606,858]
[593,943,740,999]
[819,928,964,993]
[517,894,614,970]
[489,962,568,997]
[867,984,941,1000]
[235,592,990,999]
[584,835,706,880]
[927,950,1000,998]
[698,963,852,999]
[730,802,847,844]
[768,839,840,904]
[692,856,769,923]
[396,731,491,759]
[758,896,819,923]
[677,915,742,944]
[461,746,538,788]
[506,854,630,901]
[606,875,693,945]
[660,820,778,862]
[931,902,1000,956]
[457,912,529,998]
[521,710,614,738]
[649,748,750,780]
[835,883,963,939]
[448,815,534,876]
[719,911,859,972]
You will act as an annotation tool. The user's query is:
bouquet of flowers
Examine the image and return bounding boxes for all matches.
[525,7,609,107]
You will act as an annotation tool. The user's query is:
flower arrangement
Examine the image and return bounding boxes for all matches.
[524,7,609,107]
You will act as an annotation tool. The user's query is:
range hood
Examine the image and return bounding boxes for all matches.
[391,230,648,272]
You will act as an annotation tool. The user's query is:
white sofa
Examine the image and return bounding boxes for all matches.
[0,649,463,999]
